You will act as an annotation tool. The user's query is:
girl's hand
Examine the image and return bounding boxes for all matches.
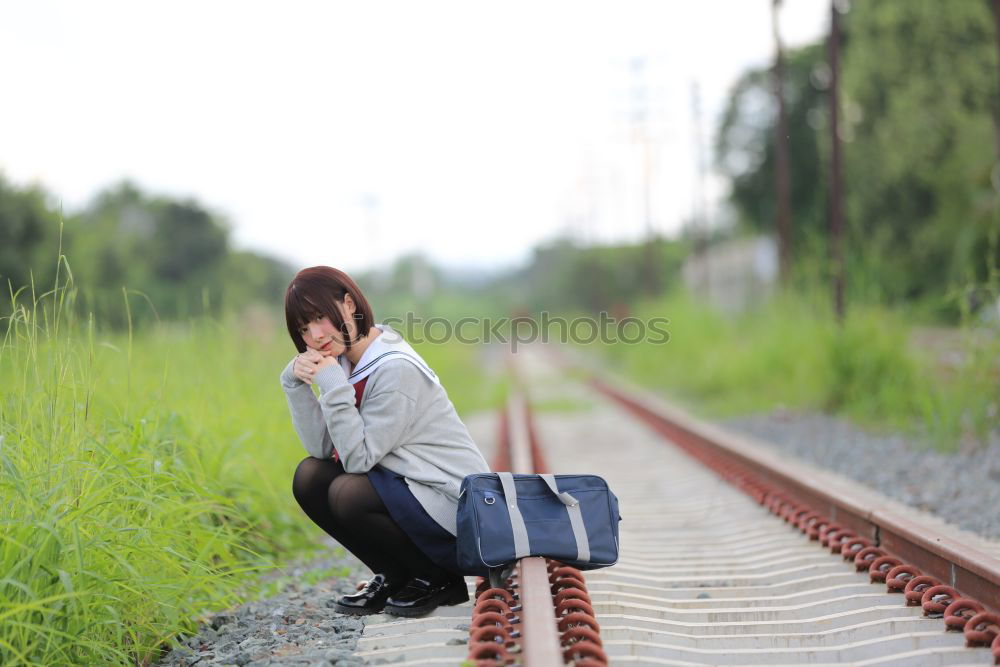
[314,354,338,372]
[292,350,325,384]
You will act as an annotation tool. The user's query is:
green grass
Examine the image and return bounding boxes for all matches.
[0,266,502,665]
[586,290,998,451]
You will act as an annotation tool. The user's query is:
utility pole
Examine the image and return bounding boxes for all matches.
[993,0,1000,161]
[772,0,793,285]
[360,193,384,283]
[828,0,846,322]
[629,57,660,295]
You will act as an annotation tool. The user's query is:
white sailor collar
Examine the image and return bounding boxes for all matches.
[338,323,440,386]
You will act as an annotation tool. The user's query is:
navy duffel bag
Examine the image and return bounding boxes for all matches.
[456,472,621,577]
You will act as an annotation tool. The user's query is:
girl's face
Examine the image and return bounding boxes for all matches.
[299,315,345,357]
[298,296,356,357]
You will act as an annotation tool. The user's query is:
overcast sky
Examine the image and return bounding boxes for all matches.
[0,1,829,274]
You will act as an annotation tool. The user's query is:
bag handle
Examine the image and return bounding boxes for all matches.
[540,474,591,563]
[539,474,578,506]
[496,472,591,563]
[497,472,531,559]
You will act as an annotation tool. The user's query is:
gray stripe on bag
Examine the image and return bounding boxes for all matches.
[497,472,530,559]
[541,474,590,563]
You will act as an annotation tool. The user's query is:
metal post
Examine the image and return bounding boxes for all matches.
[773,0,793,285]
[828,0,845,322]
[993,0,1000,161]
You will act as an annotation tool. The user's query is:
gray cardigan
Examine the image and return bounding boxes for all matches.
[279,342,490,536]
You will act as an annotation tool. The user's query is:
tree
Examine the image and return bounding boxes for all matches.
[716,0,1000,317]
[72,182,232,322]
[0,176,61,306]
[150,201,228,284]
[716,43,829,263]
[841,0,999,309]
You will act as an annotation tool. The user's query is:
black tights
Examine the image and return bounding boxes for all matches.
[292,457,448,582]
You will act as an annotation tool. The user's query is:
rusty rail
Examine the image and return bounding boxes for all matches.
[585,374,1000,613]
[466,376,608,666]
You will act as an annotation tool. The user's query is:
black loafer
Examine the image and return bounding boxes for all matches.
[332,573,404,616]
[383,575,469,617]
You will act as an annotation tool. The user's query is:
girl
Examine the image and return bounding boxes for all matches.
[279,266,490,617]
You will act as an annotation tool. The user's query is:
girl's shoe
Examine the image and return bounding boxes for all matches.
[383,575,469,617]
[332,573,404,616]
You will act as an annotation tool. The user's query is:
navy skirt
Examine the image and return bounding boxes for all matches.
[366,464,462,575]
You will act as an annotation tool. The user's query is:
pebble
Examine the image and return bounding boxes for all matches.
[720,410,1000,539]
[157,543,369,666]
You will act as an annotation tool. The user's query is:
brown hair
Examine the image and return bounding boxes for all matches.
[284,266,376,353]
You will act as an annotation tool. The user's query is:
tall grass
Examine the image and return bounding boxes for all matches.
[0,262,502,664]
[590,290,998,451]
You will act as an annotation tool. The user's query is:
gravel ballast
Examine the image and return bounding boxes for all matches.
[158,540,371,667]
[719,410,1000,540]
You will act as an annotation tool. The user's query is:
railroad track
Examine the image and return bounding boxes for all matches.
[358,344,1000,665]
